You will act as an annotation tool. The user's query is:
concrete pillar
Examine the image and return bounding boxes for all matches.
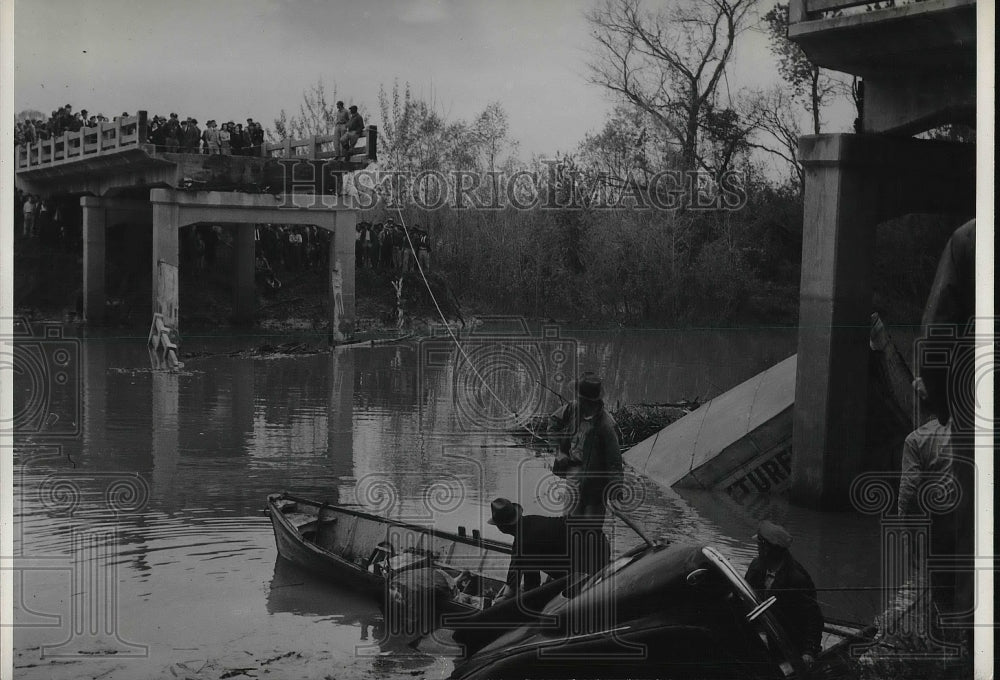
[792,135,975,509]
[326,210,356,342]
[232,224,256,323]
[792,139,878,509]
[151,202,180,328]
[80,197,107,323]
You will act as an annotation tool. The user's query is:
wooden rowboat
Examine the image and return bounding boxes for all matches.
[266,492,513,614]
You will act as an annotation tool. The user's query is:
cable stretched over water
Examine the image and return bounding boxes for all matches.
[391,207,551,447]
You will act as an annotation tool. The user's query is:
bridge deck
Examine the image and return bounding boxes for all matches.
[788,0,976,77]
[15,111,377,196]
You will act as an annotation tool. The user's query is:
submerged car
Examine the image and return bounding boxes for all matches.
[418,541,870,680]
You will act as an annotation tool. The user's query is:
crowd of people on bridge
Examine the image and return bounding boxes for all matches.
[13,103,267,156]
[355,217,432,274]
[14,104,121,146]
[149,116,266,155]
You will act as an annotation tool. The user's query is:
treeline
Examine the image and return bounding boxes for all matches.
[270,1,955,326]
[362,174,804,325]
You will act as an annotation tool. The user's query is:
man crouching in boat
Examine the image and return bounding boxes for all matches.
[745,521,823,666]
[487,498,571,602]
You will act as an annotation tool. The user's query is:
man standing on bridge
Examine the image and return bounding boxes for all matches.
[182,119,201,153]
[333,102,349,160]
[202,120,221,154]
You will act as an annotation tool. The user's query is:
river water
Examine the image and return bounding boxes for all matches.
[12,324,886,679]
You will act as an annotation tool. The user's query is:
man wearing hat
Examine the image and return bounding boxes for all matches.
[182,118,201,154]
[488,498,570,601]
[332,101,349,160]
[744,520,823,665]
[550,373,623,521]
[202,120,221,155]
[342,104,365,158]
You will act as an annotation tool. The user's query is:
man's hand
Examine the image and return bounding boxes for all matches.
[801,654,815,666]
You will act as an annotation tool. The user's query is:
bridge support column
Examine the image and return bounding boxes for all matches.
[151,201,180,328]
[791,135,974,509]
[330,211,356,342]
[80,198,107,323]
[149,189,357,334]
[233,224,256,324]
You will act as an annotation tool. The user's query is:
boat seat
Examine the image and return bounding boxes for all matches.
[288,514,338,544]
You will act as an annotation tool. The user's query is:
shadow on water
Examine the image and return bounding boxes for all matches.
[267,557,441,672]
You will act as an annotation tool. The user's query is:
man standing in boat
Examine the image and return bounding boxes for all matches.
[549,374,623,575]
[488,498,572,601]
[744,520,823,665]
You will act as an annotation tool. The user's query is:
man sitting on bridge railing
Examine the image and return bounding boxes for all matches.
[341,105,365,159]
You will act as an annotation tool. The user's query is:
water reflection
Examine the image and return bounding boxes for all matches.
[14,326,886,680]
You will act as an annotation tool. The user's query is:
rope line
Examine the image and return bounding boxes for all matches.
[392,208,551,446]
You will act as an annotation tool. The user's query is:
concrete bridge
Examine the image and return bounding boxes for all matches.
[15,112,378,340]
[787,0,976,507]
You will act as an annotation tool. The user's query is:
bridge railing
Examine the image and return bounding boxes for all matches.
[16,111,148,171]
[15,113,378,171]
[263,125,378,164]
[789,0,949,21]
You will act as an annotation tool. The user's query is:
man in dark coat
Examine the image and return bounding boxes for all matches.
[488,498,571,599]
[164,113,182,152]
[744,521,823,664]
[182,118,201,153]
[342,105,365,157]
[550,374,623,521]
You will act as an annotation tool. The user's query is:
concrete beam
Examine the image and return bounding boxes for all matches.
[147,189,356,334]
[863,72,976,135]
[788,0,975,78]
[792,134,974,509]
[16,146,270,197]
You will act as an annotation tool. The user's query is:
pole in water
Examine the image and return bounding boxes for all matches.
[608,501,654,548]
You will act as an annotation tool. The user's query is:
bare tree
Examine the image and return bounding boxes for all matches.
[742,87,805,189]
[471,102,518,172]
[585,0,757,171]
[268,80,345,142]
[762,3,854,134]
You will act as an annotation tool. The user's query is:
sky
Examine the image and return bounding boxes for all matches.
[13,0,853,160]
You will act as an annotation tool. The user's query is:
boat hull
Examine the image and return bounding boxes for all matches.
[266,493,513,618]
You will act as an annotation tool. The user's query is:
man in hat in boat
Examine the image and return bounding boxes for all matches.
[744,520,823,665]
[488,498,571,601]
